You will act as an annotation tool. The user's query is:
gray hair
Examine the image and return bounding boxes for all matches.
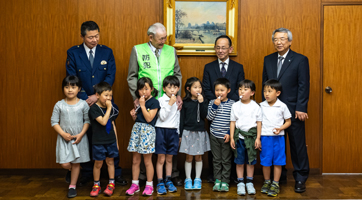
[272,28,293,42]
[147,23,166,36]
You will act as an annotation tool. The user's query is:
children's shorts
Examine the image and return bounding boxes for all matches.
[234,139,257,165]
[92,141,119,161]
[260,136,286,166]
[127,122,156,154]
[155,127,179,155]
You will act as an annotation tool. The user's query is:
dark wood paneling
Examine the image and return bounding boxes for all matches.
[0,0,322,170]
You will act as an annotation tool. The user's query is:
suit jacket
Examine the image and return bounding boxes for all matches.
[202,59,245,102]
[66,44,116,100]
[262,49,310,115]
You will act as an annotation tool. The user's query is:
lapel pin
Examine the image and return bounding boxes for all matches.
[101,60,107,65]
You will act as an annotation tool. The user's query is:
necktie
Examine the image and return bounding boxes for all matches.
[89,50,94,68]
[221,62,226,77]
[277,57,284,77]
[155,49,160,62]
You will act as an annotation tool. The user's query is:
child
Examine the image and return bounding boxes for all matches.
[179,77,210,190]
[126,77,160,196]
[51,75,90,198]
[207,78,235,192]
[154,75,180,194]
[229,80,262,196]
[88,82,119,197]
[259,79,291,197]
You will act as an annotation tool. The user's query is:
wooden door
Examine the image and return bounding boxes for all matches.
[323,5,362,173]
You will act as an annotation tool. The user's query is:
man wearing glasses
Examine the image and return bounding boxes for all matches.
[262,27,310,193]
[203,35,245,102]
[202,35,245,183]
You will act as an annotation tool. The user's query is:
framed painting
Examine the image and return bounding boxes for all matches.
[164,0,238,56]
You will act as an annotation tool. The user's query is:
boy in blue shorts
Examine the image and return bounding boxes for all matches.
[88,82,119,197]
[154,76,180,194]
[258,79,291,197]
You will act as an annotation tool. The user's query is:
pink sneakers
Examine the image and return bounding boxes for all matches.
[142,185,154,196]
[126,184,140,195]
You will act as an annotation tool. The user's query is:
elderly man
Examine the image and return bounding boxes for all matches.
[262,27,310,193]
[127,22,183,186]
[66,21,126,186]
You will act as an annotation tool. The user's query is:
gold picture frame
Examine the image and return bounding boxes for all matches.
[164,0,238,56]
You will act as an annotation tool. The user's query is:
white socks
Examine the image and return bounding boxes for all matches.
[185,161,192,179]
[195,161,203,179]
[146,181,153,186]
[132,180,139,186]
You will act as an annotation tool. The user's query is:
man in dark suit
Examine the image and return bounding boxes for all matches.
[262,28,310,193]
[66,21,127,186]
[202,35,245,182]
[203,35,245,102]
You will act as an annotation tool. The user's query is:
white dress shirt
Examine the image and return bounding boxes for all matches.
[83,43,97,59]
[218,58,230,72]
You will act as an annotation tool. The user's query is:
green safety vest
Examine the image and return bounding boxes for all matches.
[135,43,175,99]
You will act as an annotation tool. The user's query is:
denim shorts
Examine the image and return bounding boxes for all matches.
[234,139,257,165]
[92,141,119,161]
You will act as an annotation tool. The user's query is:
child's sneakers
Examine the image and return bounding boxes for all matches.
[261,180,271,194]
[246,182,256,195]
[103,183,115,196]
[142,185,154,196]
[193,178,202,190]
[184,178,193,190]
[237,182,246,196]
[90,184,101,197]
[125,183,140,195]
[213,179,221,191]
[267,182,280,197]
[67,188,77,198]
[220,182,229,192]
[165,180,177,192]
[157,182,167,195]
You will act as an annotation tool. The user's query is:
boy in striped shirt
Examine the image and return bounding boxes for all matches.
[207,78,235,192]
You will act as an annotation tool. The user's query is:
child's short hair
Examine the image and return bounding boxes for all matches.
[94,82,112,95]
[214,78,230,89]
[62,75,82,89]
[135,77,158,98]
[263,79,282,92]
[239,79,256,91]
[163,75,180,88]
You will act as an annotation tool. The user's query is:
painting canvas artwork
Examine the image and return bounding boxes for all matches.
[164,0,238,55]
[175,1,227,44]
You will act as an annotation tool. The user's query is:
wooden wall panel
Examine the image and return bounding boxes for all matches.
[0,0,322,170]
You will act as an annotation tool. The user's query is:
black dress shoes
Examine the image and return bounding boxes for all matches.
[65,171,71,183]
[207,175,214,183]
[172,177,183,186]
[78,176,92,187]
[295,181,306,193]
[116,175,128,186]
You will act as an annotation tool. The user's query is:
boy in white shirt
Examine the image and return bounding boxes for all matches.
[258,79,291,197]
[230,80,262,196]
[154,76,180,194]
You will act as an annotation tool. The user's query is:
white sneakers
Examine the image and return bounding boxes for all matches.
[237,182,246,195]
[237,182,256,196]
[246,182,256,195]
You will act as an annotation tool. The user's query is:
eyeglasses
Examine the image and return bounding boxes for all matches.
[215,47,230,51]
[273,37,288,43]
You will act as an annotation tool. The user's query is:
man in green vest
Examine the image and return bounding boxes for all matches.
[127,22,182,107]
[127,22,183,186]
